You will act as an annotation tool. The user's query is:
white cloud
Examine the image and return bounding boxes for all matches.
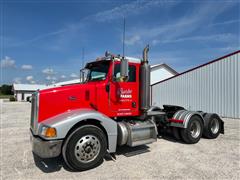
[127,2,236,46]
[42,68,55,75]
[152,33,236,45]
[6,0,177,48]
[92,0,177,22]
[209,19,240,27]
[46,76,52,81]
[218,46,239,52]
[152,39,160,46]
[21,64,33,70]
[70,73,78,78]
[46,76,57,81]
[51,77,57,81]
[61,75,66,79]
[0,56,16,68]
[30,80,36,84]
[26,76,34,81]
[13,77,21,84]
[125,35,141,45]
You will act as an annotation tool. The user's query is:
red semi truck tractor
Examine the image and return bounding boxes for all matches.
[30,45,224,171]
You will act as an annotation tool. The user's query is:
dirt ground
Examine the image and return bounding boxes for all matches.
[1,100,240,179]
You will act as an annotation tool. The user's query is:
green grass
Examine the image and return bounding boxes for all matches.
[0,95,12,99]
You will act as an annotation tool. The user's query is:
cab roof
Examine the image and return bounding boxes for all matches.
[93,55,141,64]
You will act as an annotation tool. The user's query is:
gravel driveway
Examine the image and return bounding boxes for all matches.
[1,100,240,179]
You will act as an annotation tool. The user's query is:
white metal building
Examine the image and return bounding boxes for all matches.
[51,79,80,87]
[151,63,178,84]
[151,50,240,118]
[13,84,47,101]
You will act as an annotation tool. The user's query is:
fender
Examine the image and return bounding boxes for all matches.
[147,106,165,116]
[37,108,118,153]
[171,110,204,128]
[147,106,162,112]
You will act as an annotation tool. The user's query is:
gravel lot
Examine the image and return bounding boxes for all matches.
[1,100,240,180]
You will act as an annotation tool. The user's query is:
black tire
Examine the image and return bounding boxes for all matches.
[62,125,107,171]
[203,113,221,139]
[180,115,203,144]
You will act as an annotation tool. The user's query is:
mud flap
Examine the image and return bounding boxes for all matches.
[220,120,224,134]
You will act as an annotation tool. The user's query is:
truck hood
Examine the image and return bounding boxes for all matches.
[38,83,98,122]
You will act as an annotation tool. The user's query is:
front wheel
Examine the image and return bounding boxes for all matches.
[62,125,107,171]
[180,115,203,144]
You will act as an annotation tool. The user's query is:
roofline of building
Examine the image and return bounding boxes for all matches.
[14,90,36,92]
[12,83,47,91]
[151,50,240,86]
[151,63,178,75]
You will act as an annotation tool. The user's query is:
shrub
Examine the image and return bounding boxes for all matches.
[9,96,16,101]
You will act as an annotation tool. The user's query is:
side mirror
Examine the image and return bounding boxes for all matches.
[120,57,128,81]
[80,69,89,83]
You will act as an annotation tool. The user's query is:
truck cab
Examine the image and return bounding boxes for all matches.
[36,57,142,123]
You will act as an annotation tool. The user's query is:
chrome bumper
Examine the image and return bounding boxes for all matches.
[30,130,63,158]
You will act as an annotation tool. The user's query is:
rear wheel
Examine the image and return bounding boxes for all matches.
[203,114,221,139]
[180,115,203,144]
[62,125,107,171]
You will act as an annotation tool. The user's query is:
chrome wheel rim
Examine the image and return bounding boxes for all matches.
[74,135,101,163]
[210,118,219,134]
[190,121,201,138]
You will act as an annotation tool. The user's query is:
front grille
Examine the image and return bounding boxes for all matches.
[30,92,38,133]
[30,94,35,129]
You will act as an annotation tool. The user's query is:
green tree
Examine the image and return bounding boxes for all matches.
[0,85,13,95]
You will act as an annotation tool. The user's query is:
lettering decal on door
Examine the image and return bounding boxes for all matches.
[118,88,132,100]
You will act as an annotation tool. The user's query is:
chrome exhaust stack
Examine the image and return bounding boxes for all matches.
[143,45,149,64]
[140,45,151,111]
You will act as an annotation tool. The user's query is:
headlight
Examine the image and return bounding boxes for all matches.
[41,126,57,138]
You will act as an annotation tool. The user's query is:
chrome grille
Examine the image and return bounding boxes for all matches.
[30,92,39,133]
[30,94,35,129]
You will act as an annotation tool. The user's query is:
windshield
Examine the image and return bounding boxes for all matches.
[80,61,110,83]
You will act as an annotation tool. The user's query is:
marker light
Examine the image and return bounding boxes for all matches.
[41,126,57,138]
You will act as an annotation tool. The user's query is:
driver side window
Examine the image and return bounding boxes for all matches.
[114,64,136,82]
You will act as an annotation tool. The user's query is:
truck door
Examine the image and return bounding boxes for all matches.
[109,62,139,116]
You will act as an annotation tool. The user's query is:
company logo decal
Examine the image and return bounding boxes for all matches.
[118,88,132,99]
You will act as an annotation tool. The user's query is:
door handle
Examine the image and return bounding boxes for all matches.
[105,84,110,92]
[132,102,136,108]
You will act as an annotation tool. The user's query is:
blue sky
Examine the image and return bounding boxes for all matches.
[0,0,239,85]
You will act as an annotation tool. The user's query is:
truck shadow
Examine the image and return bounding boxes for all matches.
[158,129,186,144]
[32,145,151,173]
[33,152,72,173]
[104,145,150,161]
[33,135,183,173]
[158,135,185,144]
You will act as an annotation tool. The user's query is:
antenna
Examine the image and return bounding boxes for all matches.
[120,17,129,81]
[82,47,85,68]
[122,17,126,58]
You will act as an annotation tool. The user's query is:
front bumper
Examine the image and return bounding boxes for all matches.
[30,130,63,158]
